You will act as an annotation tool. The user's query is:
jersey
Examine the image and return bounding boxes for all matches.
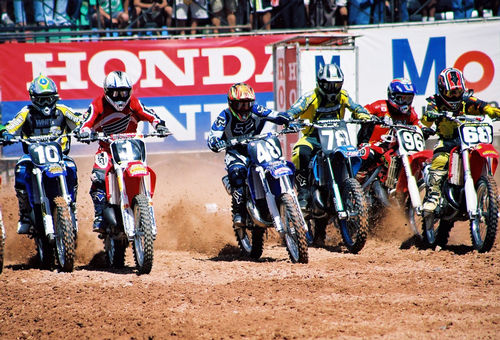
[360,99,421,144]
[207,104,289,154]
[287,87,368,137]
[80,95,161,149]
[422,93,500,140]
[2,103,82,153]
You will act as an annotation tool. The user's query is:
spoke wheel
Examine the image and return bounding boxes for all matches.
[339,178,368,254]
[53,197,76,272]
[471,176,498,252]
[132,194,155,274]
[279,193,308,264]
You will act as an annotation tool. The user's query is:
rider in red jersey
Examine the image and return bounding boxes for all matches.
[78,70,169,232]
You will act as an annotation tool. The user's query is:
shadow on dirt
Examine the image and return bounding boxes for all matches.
[206,244,280,262]
[75,251,136,274]
[6,255,50,271]
[399,235,476,254]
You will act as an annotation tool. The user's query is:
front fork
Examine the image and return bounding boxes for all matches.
[34,168,54,236]
[462,149,479,218]
[326,158,346,219]
[58,173,78,231]
[402,155,423,214]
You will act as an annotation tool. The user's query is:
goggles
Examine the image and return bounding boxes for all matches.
[108,89,131,101]
[33,94,57,107]
[393,93,414,105]
[443,88,464,101]
[319,80,342,94]
[232,100,254,113]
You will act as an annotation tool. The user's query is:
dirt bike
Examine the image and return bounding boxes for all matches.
[81,131,170,274]
[422,113,499,252]
[358,121,433,237]
[2,134,78,272]
[295,119,369,253]
[221,127,309,263]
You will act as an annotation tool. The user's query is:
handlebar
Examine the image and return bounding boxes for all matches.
[77,130,172,144]
[0,133,70,146]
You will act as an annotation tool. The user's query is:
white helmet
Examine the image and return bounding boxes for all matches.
[103,71,132,111]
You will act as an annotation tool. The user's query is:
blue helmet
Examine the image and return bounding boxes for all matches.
[387,78,415,115]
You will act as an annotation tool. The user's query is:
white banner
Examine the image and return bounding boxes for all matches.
[350,19,500,116]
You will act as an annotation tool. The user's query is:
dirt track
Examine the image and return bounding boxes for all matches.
[0,153,498,339]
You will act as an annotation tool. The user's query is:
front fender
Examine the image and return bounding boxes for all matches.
[334,146,363,176]
[470,143,499,179]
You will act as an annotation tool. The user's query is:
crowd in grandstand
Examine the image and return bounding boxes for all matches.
[0,0,498,35]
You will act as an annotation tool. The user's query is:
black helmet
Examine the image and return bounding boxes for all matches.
[316,63,344,101]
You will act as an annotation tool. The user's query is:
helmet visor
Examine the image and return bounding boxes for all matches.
[33,94,57,107]
[319,80,342,94]
[443,88,464,101]
[232,100,253,113]
[393,93,414,105]
[108,89,131,102]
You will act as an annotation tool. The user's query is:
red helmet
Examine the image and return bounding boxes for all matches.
[437,67,466,111]
[228,83,255,121]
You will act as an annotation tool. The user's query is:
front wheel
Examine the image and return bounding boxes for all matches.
[279,193,308,263]
[405,179,426,238]
[234,225,265,260]
[471,176,499,253]
[53,197,76,272]
[132,194,155,274]
[339,178,368,254]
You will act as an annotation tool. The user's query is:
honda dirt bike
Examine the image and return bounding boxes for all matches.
[358,121,432,237]
[296,119,369,253]
[221,127,309,263]
[3,135,78,272]
[81,131,170,274]
[422,113,499,252]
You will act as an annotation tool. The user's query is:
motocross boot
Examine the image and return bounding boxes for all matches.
[422,169,447,217]
[90,189,107,233]
[295,169,310,211]
[16,188,31,234]
[231,186,246,228]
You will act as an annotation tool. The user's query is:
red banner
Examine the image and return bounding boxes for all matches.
[0,35,290,102]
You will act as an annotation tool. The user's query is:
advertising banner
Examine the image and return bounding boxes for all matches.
[351,19,500,116]
[0,34,289,156]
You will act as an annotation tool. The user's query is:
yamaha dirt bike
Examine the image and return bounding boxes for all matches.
[358,121,432,237]
[296,119,369,253]
[2,135,78,272]
[81,131,170,274]
[422,113,499,252]
[221,128,309,263]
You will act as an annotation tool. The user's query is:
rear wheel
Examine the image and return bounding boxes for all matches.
[279,193,308,263]
[132,194,155,274]
[471,176,498,252]
[53,197,76,272]
[235,225,265,260]
[104,235,126,268]
[339,178,368,254]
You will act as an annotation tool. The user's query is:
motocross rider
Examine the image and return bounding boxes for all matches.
[207,82,291,227]
[0,75,82,234]
[77,70,170,233]
[421,67,500,217]
[286,63,372,210]
[357,78,423,178]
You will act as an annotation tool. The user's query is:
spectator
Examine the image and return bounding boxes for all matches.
[475,0,500,16]
[419,0,436,21]
[172,0,209,35]
[235,0,251,25]
[336,0,348,26]
[210,0,237,33]
[92,0,130,28]
[276,0,307,28]
[133,0,173,28]
[394,0,409,22]
[451,0,474,18]
[348,0,371,24]
[371,0,386,23]
[308,0,336,27]
[53,0,72,25]
[249,0,272,29]
[0,0,14,26]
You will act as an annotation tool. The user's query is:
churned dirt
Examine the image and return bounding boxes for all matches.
[0,152,498,340]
